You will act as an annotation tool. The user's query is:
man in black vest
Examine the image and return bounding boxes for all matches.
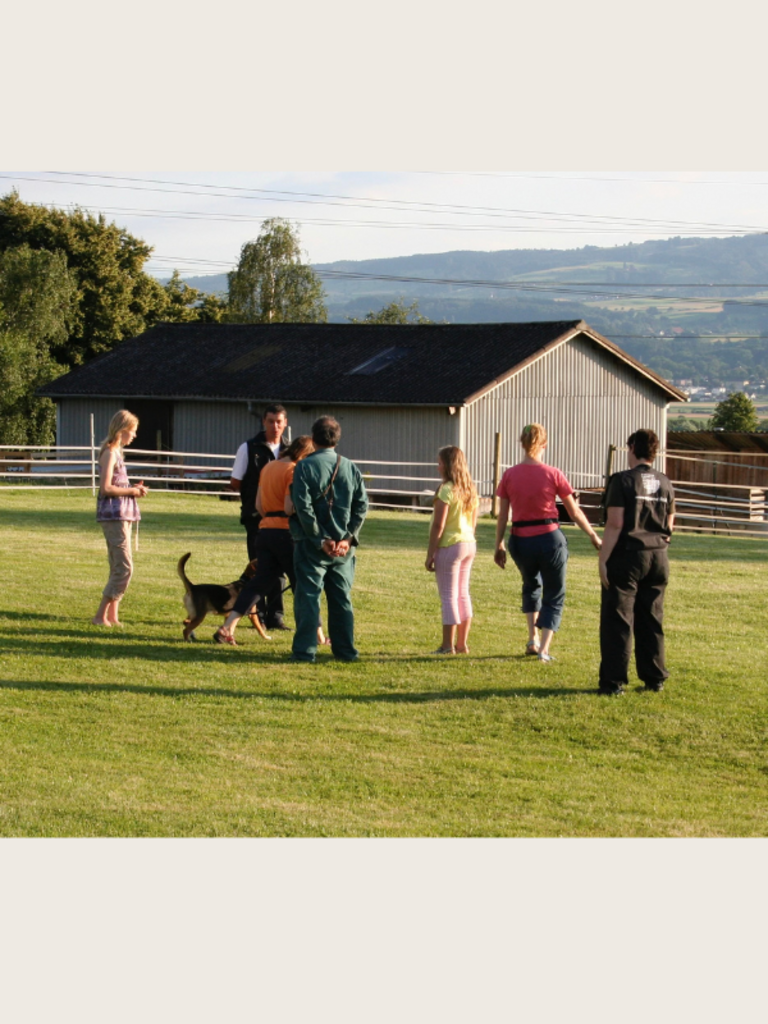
[598,429,675,696]
[230,404,290,630]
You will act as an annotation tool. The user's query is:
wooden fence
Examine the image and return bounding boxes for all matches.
[2,443,766,537]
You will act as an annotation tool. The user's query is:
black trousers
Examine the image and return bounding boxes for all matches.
[243,520,285,625]
[599,547,670,690]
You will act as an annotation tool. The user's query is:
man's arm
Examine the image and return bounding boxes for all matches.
[229,442,248,493]
[344,470,369,546]
[290,463,325,551]
[598,506,624,588]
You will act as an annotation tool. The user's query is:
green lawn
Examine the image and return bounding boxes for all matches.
[1,490,766,836]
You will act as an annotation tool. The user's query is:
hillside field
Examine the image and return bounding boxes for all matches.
[0,491,765,837]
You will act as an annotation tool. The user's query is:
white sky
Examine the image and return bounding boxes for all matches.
[3,171,768,278]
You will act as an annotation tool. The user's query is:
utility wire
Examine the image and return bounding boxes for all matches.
[16,200,745,237]
[3,172,768,234]
[146,255,768,309]
[412,171,768,187]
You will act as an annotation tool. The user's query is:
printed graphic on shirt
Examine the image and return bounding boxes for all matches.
[642,476,661,496]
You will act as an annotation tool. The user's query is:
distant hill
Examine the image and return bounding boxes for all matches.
[163,234,768,387]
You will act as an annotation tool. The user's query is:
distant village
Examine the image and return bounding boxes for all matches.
[672,379,766,402]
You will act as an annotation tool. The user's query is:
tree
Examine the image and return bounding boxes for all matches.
[160,270,227,323]
[349,298,434,325]
[667,416,703,432]
[0,191,167,368]
[0,246,75,445]
[227,219,326,324]
[196,292,228,323]
[710,391,759,432]
[161,270,206,323]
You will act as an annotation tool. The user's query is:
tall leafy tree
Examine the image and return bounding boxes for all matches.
[0,246,75,445]
[227,219,327,324]
[0,191,167,368]
[349,298,434,324]
[711,392,759,432]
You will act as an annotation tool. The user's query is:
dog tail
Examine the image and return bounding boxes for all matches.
[177,553,194,593]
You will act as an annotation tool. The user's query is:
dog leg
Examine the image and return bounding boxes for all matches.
[248,613,272,641]
[183,614,206,642]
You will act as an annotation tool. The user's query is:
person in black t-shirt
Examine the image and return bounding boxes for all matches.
[598,429,675,696]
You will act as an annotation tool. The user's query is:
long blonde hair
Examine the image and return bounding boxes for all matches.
[99,410,139,456]
[521,423,547,457]
[437,446,477,515]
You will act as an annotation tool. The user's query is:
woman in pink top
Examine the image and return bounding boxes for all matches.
[494,424,601,662]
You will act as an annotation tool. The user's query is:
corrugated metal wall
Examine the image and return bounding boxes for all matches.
[58,400,128,449]
[464,334,668,494]
[175,401,257,466]
[277,404,459,496]
[55,332,670,497]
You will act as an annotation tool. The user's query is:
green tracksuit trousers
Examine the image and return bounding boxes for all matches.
[292,541,358,662]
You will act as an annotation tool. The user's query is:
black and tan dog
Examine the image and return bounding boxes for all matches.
[177,552,271,642]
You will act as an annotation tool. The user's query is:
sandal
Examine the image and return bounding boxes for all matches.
[538,652,555,663]
[433,647,455,655]
[525,640,540,656]
[213,628,237,646]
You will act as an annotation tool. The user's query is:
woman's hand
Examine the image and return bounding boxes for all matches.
[425,553,436,572]
[599,561,610,589]
[590,533,602,551]
[494,545,507,569]
[134,481,148,498]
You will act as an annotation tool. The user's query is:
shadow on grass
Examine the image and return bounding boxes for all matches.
[0,632,588,670]
[0,678,596,702]
[0,612,69,623]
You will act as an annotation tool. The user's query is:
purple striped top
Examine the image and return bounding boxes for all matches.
[96,453,141,522]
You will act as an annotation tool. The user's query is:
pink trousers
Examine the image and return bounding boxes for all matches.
[434,541,476,625]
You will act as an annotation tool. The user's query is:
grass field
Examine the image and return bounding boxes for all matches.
[1,490,766,837]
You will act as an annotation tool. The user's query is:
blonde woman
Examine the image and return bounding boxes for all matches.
[425,446,479,654]
[494,424,601,662]
[91,410,148,626]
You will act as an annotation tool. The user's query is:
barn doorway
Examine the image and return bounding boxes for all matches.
[122,401,174,452]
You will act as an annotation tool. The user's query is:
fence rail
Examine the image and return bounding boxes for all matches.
[2,444,766,538]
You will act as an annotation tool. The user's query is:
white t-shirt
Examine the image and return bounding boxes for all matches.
[231,440,281,481]
[231,442,249,482]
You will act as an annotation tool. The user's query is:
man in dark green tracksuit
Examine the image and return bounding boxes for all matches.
[289,416,368,663]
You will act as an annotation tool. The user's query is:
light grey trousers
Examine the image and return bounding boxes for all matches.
[101,520,134,600]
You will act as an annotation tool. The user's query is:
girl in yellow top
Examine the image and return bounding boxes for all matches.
[425,446,479,654]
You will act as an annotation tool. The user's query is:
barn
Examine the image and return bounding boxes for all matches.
[39,320,687,499]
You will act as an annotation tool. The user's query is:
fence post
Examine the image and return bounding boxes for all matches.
[492,432,502,518]
[90,414,96,497]
[602,445,617,527]
[604,445,616,489]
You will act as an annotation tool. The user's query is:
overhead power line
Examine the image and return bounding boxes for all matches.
[311,269,768,308]
[2,172,768,235]
[146,254,768,306]
[412,172,768,187]
[16,200,750,238]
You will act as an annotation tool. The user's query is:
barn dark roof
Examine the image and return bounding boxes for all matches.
[39,320,686,406]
